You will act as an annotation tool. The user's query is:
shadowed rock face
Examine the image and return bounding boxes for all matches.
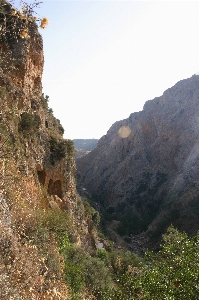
[76,75,199,249]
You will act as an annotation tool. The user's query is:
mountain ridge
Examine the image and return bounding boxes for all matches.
[76,74,199,250]
[73,139,98,159]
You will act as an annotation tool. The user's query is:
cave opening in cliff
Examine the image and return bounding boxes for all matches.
[48,179,62,199]
[37,170,46,186]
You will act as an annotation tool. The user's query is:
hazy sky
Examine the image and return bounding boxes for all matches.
[27,0,199,139]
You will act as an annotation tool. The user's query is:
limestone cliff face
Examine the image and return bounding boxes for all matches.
[0,2,74,212]
[0,2,97,298]
[76,75,199,250]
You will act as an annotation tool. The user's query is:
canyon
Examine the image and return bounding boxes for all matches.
[1,1,199,298]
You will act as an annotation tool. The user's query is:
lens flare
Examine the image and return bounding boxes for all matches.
[118,125,131,138]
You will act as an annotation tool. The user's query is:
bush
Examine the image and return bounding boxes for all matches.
[19,112,40,135]
[92,210,100,227]
[139,226,199,299]
[84,257,113,291]
[38,208,70,233]
[49,136,67,164]
[48,108,53,113]
[83,200,100,227]
[66,139,75,156]
[40,94,49,109]
[62,245,113,296]
[96,249,109,263]
[58,124,64,135]
[100,226,199,299]
[30,205,76,250]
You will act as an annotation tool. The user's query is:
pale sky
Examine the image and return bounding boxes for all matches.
[26,1,199,138]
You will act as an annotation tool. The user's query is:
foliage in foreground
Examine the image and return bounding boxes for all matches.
[99,226,199,300]
[1,160,199,299]
[58,225,199,300]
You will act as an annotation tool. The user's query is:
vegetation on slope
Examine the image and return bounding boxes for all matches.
[98,226,199,299]
[1,158,199,299]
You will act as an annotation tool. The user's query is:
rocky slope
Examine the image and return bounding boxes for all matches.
[76,74,199,250]
[0,2,98,298]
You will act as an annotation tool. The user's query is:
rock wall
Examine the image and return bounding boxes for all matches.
[76,75,199,249]
[0,2,97,298]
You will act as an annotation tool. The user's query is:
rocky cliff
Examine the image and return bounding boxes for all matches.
[76,74,199,251]
[0,2,97,298]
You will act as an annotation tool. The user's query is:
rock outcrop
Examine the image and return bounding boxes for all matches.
[76,74,199,250]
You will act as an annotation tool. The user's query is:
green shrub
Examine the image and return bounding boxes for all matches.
[138,226,199,299]
[33,206,75,247]
[58,124,64,135]
[63,246,89,294]
[66,139,75,156]
[83,200,100,227]
[49,136,67,164]
[62,245,113,295]
[84,257,113,291]
[108,249,141,276]
[40,94,49,109]
[40,208,69,233]
[92,210,100,227]
[48,108,53,113]
[100,226,199,299]
[19,112,40,135]
[96,249,109,263]
[49,138,75,167]
[65,263,85,294]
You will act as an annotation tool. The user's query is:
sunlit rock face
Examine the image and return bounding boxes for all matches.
[0,4,73,205]
[76,75,199,249]
[0,2,98,297]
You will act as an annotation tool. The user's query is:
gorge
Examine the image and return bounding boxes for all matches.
[1,0,199,299]
[76,74,199,251]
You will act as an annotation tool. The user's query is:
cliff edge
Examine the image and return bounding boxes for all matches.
[0,2,97,298]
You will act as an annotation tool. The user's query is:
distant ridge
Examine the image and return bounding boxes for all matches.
[73,139,98,151]
[73,139,98,159]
